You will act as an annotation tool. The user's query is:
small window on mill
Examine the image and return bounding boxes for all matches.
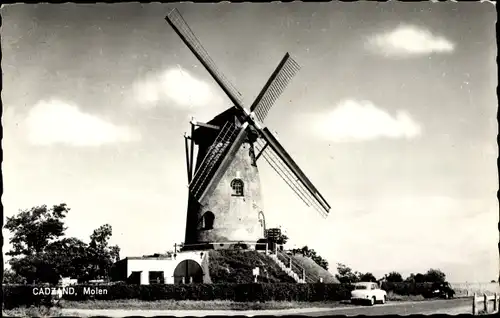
[202,212,215,230]
[231,179,244,196]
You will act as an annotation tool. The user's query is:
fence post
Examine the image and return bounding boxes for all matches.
[289,257,292,268]
[265,243,268,255]
[493,293,497,312]
[303,269,306,281]
[483,294,488,313]
[472,293,476,315]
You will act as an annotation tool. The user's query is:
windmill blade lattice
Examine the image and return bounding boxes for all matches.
[255,139,329,218]
[250,53,301,123]
[255,127,330,216]
[165,9,245,110]
[189,123,240,200]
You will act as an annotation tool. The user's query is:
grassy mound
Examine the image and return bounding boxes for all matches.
[289,254,339,284]
[208,250,296,283]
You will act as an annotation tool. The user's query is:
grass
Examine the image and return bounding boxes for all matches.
[288,253,338,283]
[2,306,64,317]
[59,299,349,311]
[386,291,426,302]
[208,249,339,284]
[208,249,296,283]
[2,293,442,315]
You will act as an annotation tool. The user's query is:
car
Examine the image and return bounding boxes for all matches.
[424,282,456,299]
[350,282,388,306]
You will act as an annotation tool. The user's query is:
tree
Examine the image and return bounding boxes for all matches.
[45,237,90,279]
[266,228,289,245]
[335,263,360,284]
[5,204,70,284]
[3,268,26,284]
[424,269,446,283]
[414,273,425,283]
[86,224,121,280]
[405,273,416,283]
[5,204,70,257]
[275,233,289,245]
[384,271,404,283]
[5,204,121,284]
[358,272,377,282]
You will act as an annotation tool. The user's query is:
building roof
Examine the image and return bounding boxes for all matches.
[124,255,175,261]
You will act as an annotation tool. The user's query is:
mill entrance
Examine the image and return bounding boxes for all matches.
[173,259,203,284]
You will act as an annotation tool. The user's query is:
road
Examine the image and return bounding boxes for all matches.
[62,298,479,317]
[303,298,474,316]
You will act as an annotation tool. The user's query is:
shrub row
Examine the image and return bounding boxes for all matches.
[2,284,55,309]
[381,282,435,296]
[3,283,354,308]
[3,282,440,309]
[67,283,354,302]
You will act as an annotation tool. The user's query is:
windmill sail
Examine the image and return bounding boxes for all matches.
[165,9,245,111]
[189,123,240,200]
[250,53,301,123]
[197,122,250,203]
[255,128,330,217]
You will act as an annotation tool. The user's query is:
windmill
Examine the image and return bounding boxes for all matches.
[165,9,331,250]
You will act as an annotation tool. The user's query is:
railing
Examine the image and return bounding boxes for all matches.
[472,293,500,315]
[276,250,306,283]
[182,241,269,252]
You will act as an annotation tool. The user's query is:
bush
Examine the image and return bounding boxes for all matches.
[2,284,55,310]
[381,282,434,296]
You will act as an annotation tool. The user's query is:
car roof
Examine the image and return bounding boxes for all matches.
[354,282,375,286]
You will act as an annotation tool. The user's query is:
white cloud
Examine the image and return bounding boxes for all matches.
[132,67,225,108]
[25,99,141,146]
[366,25,455,57]
[312,99,422,142]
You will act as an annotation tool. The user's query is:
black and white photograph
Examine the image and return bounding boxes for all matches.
[1,1,498,316]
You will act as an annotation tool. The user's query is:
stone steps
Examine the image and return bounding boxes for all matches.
[268,254,305,284]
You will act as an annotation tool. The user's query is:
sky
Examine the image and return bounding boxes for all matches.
[1,2,498,283]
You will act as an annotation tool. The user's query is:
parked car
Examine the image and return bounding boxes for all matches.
[350,282,388,306]
[423,282,456,299]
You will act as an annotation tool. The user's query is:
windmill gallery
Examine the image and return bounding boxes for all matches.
[112,9,331,285]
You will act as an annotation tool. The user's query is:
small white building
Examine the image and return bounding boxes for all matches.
[111,251,210,285]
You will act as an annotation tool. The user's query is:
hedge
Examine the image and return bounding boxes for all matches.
[381,282,435,296]
[2,284,55,309]
[3,282,440,309]
[3,283,353,308]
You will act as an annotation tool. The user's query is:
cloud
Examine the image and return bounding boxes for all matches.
[366,25,455,57]
[25,99,141,146]
[311,99,422,142]
[132,67,225,108]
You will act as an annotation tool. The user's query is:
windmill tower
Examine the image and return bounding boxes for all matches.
[165,9,331,250]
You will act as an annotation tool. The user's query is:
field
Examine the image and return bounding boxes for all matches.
[450,282,500,296]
